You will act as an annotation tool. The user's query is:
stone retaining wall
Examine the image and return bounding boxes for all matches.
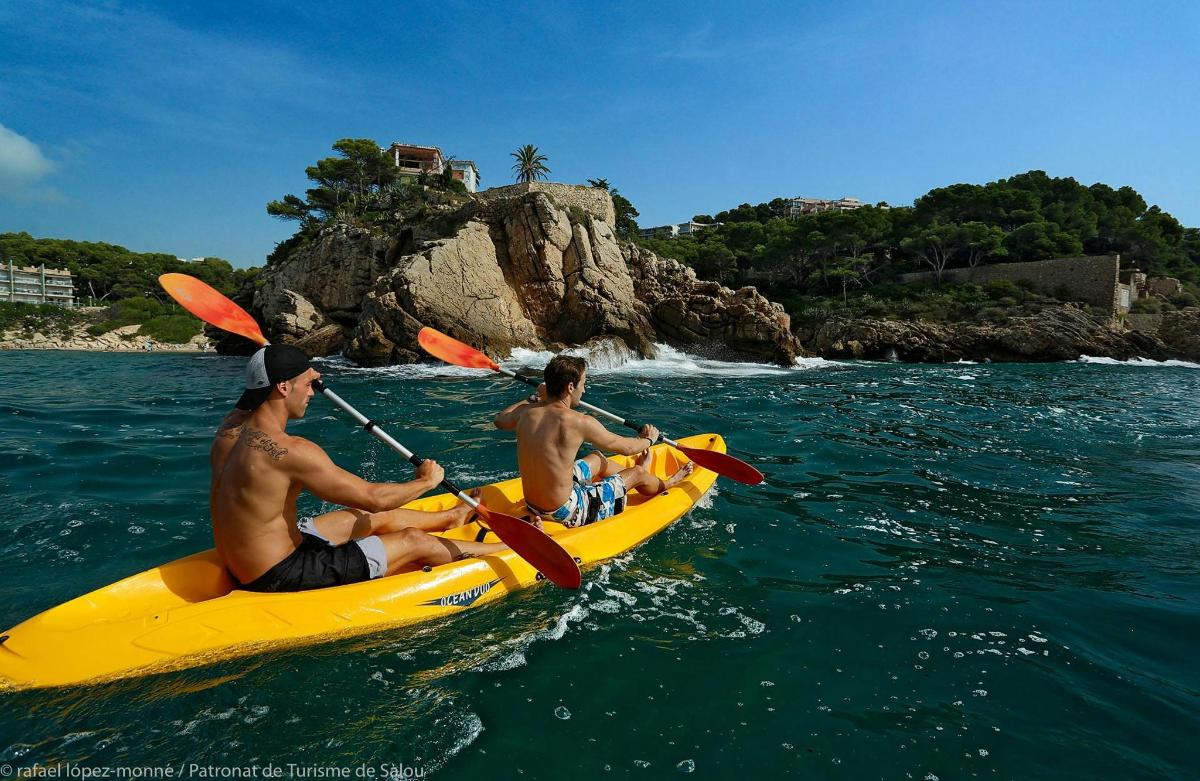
[473,182,615,225]
[896,254,1122,315]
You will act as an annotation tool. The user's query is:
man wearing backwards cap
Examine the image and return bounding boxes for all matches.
[210,344,505,592]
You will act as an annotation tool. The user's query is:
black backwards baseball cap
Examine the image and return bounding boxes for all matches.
[236,344,313,411]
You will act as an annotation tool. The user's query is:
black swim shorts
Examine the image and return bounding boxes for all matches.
[238,527,382,593]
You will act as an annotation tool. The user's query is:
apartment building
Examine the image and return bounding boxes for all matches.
[1,260,76,307]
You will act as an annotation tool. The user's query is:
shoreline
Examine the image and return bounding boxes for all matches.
[3,340,1195,368]
[0,323,212,354]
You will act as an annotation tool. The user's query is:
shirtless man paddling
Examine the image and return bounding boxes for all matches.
[493,355,693,528]
[211,344,504,592]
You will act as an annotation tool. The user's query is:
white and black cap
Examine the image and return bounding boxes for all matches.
[236,344,312,410]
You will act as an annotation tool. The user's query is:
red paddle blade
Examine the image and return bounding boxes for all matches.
[678,445,764,485]
[159,273,267,345]
[477,505,581,589]
[418,327,499,371]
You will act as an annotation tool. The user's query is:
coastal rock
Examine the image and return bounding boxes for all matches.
[1156,308,1200,361]
[795,305,1167,362]
[626,245,799,364]
[256,224,392,323]
[564,335,640,371]
[0,322,211,353]
[248,187,801,366]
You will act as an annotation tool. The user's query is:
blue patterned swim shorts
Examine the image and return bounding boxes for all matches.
[529,458,628,528]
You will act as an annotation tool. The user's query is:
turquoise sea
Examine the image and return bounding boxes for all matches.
[1,348,1198,779]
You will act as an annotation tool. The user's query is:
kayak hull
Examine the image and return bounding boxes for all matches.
[0,434,724,689]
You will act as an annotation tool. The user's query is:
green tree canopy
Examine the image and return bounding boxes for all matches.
[0,232,254,303]
[267,138,399,226]
[636,170,1200,291]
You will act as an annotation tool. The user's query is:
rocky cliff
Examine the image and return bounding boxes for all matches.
[242,187,801,366]
[795,304,1200,363]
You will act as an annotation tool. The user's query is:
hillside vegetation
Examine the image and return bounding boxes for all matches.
[637,170,1200,320]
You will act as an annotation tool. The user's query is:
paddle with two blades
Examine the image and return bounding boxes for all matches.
[417,327,765,485]
[158,273,581,589]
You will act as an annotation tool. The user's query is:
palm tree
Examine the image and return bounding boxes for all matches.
[511,145,551,183]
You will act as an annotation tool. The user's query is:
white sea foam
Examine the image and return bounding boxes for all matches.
[511,342,836,377]
[1077,355,1200,369]
[319,343,838,380]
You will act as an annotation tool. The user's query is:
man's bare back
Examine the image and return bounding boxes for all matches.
[210,346,504,592]
[212,420,309,583]
[494,356,693,527]
[511,402,598,513]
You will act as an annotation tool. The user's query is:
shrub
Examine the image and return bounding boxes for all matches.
[139,315,201,343]
[983,279,1024,300]
[87,321,123,336]
[1131,297,1165,314]
[0,302,87,335]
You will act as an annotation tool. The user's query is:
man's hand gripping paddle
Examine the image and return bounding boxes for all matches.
[158,273,581,589]
[417,327,765,485]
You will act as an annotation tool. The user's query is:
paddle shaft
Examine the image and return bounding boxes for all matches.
[313,381,479,510]
[496,367,676,448]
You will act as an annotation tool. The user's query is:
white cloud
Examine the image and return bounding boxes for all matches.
[0,122,56,197]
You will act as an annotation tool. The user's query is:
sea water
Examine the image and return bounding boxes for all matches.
[0,349,1197,779]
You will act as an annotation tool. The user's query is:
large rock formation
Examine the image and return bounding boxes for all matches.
[1155,308,1200,361]
[246,187,801,366]
[626,245,798,363]
[795,304,1200,363]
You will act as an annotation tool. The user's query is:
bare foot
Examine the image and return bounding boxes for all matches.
[663,461,695,490]
[445,488,483,529]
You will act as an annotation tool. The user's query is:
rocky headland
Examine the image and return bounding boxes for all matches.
[227,184,801,366]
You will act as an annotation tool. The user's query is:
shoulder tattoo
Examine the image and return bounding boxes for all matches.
[216,419,243,440]
[241,427,289,460]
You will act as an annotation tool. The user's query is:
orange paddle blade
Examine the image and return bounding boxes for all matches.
[418,327,499,371]
[159,273,267,345]
[677,445,764,485]
[477,505,581,589]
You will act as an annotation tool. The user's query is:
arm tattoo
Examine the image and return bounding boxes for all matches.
[241,428,289,460]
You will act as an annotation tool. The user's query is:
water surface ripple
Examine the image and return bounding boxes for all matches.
[1,350,1197,779]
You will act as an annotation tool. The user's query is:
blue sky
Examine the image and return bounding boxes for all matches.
[1,1,1197,268]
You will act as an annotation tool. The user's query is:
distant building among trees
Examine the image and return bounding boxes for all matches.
[786,196,865,217]
[1,260,76,307]
[383,142,479,192]
[639,221,721,240]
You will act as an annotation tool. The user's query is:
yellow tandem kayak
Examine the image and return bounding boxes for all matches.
[0,434,723,689]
